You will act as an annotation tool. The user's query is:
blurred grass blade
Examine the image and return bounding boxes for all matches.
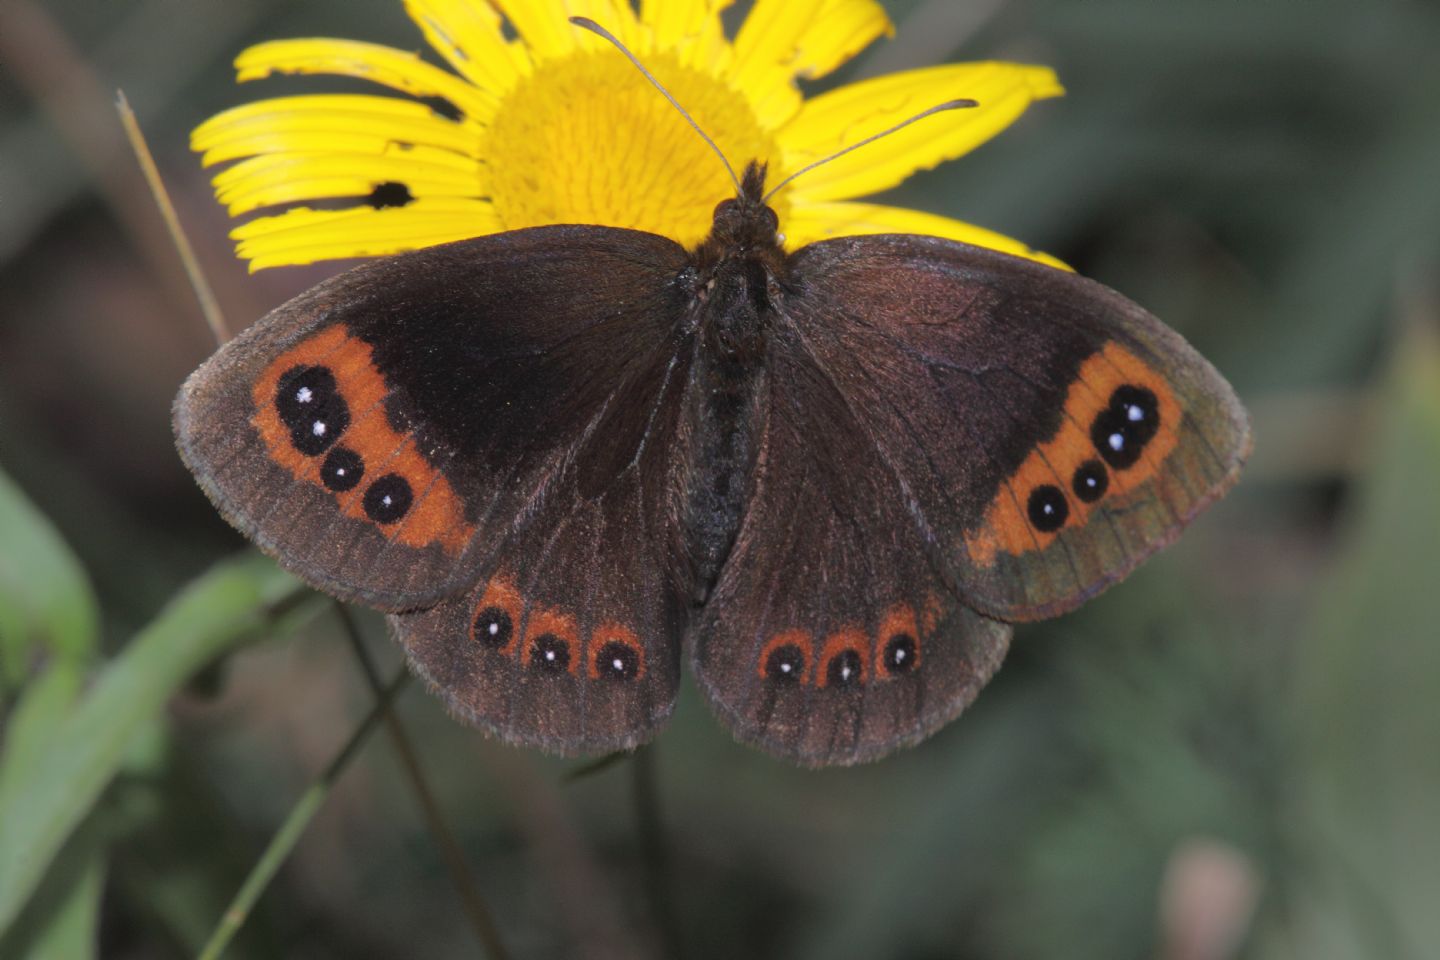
[196,668,408,960]
[24,849,104,960]
[1295,318,1440,958]
[0,465,100,690]
[0,820,107,960]
[0,552,318,935]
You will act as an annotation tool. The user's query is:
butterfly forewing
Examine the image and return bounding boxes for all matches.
[176,226,690,612]
[782,235,1251,622]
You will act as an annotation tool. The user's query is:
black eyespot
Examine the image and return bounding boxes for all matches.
[1071,459,1109,503]
[320,447,364,492]
[362,474,412,524]
[826,649,864,687]
[275,365,336,426]
[1026,484,1070,532]
[595,641,639,681]
[277,365,350,455]
[368,180,413,209]
[765,644,806,683]
[883,634,917,674]
[473,607,512,649]
[530,634,570,674]
[1090,385,1160,470]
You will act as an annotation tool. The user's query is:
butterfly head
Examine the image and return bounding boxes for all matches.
[703,161,782,258]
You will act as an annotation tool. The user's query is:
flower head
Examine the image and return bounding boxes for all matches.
[193,0,1065,271]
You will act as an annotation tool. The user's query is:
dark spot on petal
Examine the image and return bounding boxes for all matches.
[368,181,414,209]
[419,95,463,121]
[1027,484,1070,532]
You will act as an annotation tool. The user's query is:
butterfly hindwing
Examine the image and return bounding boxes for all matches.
[392,342,690,754]
[781,235,1251,622]
[175,226,691,612]
[691,336,1012,766]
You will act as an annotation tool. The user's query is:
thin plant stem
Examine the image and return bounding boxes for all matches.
[332,603,511,960]
[634,746,684,960]
[196,668,409,960]
[115,89,230,345]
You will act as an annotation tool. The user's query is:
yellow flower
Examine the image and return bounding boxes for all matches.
[192,0,1065,272]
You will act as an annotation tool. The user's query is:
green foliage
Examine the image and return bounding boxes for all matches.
[0,489,317,955]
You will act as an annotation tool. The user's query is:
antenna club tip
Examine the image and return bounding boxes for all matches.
[942,98,980,110]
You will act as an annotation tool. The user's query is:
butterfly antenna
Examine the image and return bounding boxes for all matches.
[570,16,743,195]
[761,99,979,204]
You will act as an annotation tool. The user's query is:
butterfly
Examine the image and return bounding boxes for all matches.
[175,13,1249,765]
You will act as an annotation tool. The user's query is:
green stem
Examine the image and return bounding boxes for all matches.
[195,668,408,960]
[332,604,510,960]
[635,746,685,960]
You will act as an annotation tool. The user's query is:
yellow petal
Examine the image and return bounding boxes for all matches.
[776,62,1064,203]
[231,199,502,271]
[795,0,895,78]
[192,95,479,167]
[730,0,891,129]
[235,39,496,121]
[641,0,732,68]
[783,200,1071,271]
[491,0,645,61]
[402,0,531,91]
[212,148,484,215]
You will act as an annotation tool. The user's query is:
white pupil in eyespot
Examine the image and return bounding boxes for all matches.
[1126,404,1144,421]
[895,648,907,661]
[545,649,556,661]
[381,495,392,507]
[612,658,625,671]
[487,622,499,635]
[312,421,326,436]
[1109,433,1125,451]
[296,387,313,404]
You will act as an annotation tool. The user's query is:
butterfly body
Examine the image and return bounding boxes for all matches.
[176,163,1249,765]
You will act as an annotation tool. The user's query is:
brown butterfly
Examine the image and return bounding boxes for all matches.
[175,24,1249,767]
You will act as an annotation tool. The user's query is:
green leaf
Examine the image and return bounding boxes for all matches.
[0,820,106,960]
[0,552,318,936]
[0,466,99,691]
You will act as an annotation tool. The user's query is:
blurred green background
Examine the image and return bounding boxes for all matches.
[2,0,1438,957]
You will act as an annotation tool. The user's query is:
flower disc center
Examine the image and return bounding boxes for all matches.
[484,50,780,248]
